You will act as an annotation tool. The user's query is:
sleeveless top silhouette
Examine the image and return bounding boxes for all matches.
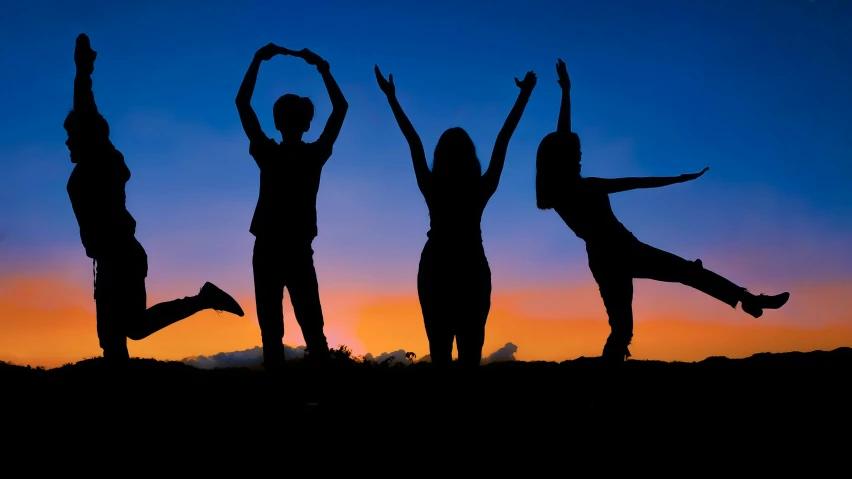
[553,179,636,248]
[423,177,488,247]
[248,138,332,241]
[66,146,137,258]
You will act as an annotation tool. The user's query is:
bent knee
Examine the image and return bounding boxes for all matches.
[126,328,146,341]
[124,315,148,341]
[126,333,145,341]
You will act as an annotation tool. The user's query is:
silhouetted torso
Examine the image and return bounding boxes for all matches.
[553,178,636,249]
[423,178,489,247]
[249,138,331,241]
[66,146,137,258]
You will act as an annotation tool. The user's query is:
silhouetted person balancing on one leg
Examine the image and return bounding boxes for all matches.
[536,59,790,365]
[236,44,349,371]
[375,65,536,368]
[64,34,245,363]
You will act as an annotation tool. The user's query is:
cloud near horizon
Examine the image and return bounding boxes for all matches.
[181,341,521,369]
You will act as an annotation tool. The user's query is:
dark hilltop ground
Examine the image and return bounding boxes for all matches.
[3,346,852,458]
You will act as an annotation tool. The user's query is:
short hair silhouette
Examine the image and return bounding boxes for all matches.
[63,111,110,164]
[236,44,349,370]
[273,94,314,133]
[64,33,245,363]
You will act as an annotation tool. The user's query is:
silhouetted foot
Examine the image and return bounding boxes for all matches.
[602,332,632,365]
[601,343,631,365]
[263,360,285,374]
[305,346,330,367]
[102,352,131,369]
[262,344,286,372]
[102,345,130,363]
[741,291,790,318]
[198,282,244,317]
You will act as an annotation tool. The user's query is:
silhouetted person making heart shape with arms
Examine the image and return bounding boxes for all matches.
[536,59,790,365]
[375,65,536,368]
[236,43,348,370]
[64,34,245,363]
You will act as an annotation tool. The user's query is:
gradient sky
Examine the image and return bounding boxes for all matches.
[1,0,851,368]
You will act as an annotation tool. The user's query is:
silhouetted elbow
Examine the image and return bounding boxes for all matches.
[235,95,251,109]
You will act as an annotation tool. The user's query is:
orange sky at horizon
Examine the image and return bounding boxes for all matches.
[2,273,852,369]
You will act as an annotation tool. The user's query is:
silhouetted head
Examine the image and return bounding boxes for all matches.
[64,110,110,164]
[536,131,582,210]
[431,127,481,187]
[273,94,314,138]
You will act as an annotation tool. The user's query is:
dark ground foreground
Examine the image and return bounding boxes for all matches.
[3,347,852,458]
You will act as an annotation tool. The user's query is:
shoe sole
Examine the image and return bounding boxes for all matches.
[206,285,245,317]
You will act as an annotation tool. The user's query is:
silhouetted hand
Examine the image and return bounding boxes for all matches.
[515,71,537,93]
[255,43,290,62]
[375,65,395,97]
[556,58,570,89]
[680,167,709,182]
[295,48,329,71]
[75,34,96,75]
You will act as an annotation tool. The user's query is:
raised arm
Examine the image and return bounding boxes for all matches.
[235,43,289,144]
[73,34,99,118]
[585,168,709,194]
[374,66,431,197]
[67,33,114,156]
[482,71,536,199]
[294,49,349,157]
[555,58,571,134]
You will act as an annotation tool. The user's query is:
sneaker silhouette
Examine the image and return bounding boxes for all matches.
[741,291,790,318]
[199,282,245,317]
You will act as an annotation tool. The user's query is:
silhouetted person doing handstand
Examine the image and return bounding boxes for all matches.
[536,59,790,365]
[375,65,536,367]
[236,44,348,370]
[64,34,245,362]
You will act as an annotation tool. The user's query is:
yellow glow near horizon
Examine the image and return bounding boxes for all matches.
[2,274,851,368]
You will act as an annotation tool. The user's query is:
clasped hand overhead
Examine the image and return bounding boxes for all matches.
[255,43,330,71]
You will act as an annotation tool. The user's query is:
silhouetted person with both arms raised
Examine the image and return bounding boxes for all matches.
[536,59,790,365]
[64,34,245,363]
[375,65,536,368]
[236,43,348,371]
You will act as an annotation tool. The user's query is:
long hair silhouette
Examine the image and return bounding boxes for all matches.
[537,58,789,364]
[432,127,482,184]
[375,65,536,367]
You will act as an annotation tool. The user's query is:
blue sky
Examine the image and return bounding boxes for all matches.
[1,0,850,302]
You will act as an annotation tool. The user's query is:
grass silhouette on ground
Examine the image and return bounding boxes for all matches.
[4,346,851,437]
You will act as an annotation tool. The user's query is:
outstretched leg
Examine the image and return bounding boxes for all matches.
[95,239,243,354]
[628,241,788,317]
[418,242,454,367]
[127,282,242,340]
[286,242,329,361]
